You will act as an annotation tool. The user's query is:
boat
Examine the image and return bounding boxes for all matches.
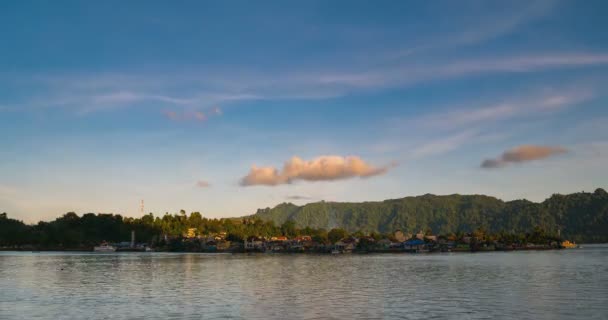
[561,240,578,249]
[331,249,340,254]
[93,242,116,252]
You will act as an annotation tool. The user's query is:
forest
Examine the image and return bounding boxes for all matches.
[1,188,607,248]
[252,188,608,243]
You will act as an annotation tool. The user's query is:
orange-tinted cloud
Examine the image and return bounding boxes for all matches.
[481,145,567,168]
[163,107,222,122]
[163,110,179,120]
[193,111,206,121]
[240,155,391,186]
[196,180,211,188]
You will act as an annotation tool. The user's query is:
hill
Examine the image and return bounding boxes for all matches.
[251,188,608,243]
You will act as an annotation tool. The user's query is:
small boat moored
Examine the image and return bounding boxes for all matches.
[561,240,579,249]
[93,242,116,252]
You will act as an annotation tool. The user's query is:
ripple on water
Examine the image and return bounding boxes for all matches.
[0,247,607,319]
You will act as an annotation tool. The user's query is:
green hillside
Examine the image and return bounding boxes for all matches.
[251,188,608,243]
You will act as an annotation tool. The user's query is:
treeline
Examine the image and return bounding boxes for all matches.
[1,188,607,248]
[252,188,608,243]
[0,210,339,248]
[0,210,563,250]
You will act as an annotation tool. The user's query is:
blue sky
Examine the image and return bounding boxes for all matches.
[1,0,607,222]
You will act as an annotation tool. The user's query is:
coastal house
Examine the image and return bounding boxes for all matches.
[425,235,437,242]
[244,236,265,250]
[377,238,393,249]
[453,243,471,252]
[205,240,218,251]
[335,237,358,253]
[294,235,312,242]
[184,228,197,239]
[415,231,425,240]
[270,236,288,242]
[292,236,313,251]
[216,240,230,250]
[403,239,427,252]
[267,240,287,252]
[394,230,406,242]
[206,239,231,251]
[288,243,305,252]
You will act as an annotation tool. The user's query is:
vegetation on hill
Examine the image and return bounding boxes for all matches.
[252,188,608,243]
[0,189,606,248]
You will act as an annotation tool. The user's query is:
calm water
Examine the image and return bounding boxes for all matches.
[1,246,607,320]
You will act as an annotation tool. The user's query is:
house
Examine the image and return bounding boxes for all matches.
[216,240,231,250]
[205,239,231,251]
[377,238,393,249]
[270,236,288,242]
[415,231,425,240]
[184,228,197,239]
[394,230,406,242]
[424,235,437,242]
[288,243,305,252]
[294,235,312,242]
[266,239,288,252]
[205,240,217,251]
[403,239,427,252]
[244,236,265,250]
[335,237,358,253]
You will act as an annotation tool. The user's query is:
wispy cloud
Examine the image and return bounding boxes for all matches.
[3,50,608,117]
[162,107,222,122]
[329,52,608,91]
[409,88,595,131]
[285,195,313,201]
[387,0,558,58]
[446,0,557,46]
[410,130,479,159]
[481,145,568,168]
[381,86,593,162]
[441,53,608,75]
[240,155,392,186]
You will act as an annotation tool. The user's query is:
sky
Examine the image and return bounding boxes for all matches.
[1,0,608,223]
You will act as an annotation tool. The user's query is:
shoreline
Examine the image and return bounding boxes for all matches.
[0,247,580,254]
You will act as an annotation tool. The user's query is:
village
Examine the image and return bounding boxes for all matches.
[156,227,569,254]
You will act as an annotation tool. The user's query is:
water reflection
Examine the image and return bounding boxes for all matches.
[0,247,607,319]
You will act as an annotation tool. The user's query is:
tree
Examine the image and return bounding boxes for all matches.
[281,220,298,238]
[328,228,348,244]
[312,233,329,245]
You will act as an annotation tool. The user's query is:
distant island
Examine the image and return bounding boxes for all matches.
[1,188,606,253]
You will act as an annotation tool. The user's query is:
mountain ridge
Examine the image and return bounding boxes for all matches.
[251,188,608,242]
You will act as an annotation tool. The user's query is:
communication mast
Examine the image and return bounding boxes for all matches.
[140,199,144,216]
